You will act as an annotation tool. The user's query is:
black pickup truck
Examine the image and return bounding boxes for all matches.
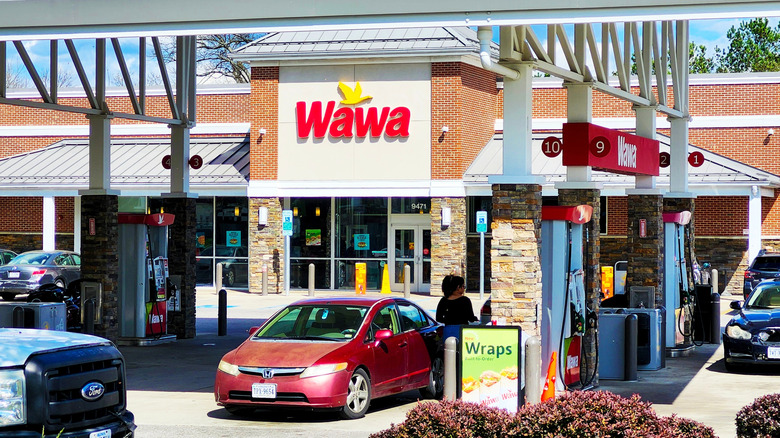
[0,328,135,437]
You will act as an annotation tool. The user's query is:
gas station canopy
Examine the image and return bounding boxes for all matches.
[1,0,779,39]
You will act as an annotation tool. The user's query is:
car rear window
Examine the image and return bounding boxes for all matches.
[752,257,780,270]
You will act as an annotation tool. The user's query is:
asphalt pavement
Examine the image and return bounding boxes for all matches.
[119,288,778,438]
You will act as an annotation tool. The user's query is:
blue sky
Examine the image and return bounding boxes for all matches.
[4,17,777,89]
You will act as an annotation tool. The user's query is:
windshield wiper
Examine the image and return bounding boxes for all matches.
[288,335,342,341]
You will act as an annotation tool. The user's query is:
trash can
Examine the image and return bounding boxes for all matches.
[693,284,714,343]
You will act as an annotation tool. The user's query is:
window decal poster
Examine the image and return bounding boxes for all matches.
[354,234,369,251]
[226,231,241,247]
[459,326,521,413]
[306,229,322,246]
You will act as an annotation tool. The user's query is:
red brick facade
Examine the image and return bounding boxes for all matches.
[249,66,279,180]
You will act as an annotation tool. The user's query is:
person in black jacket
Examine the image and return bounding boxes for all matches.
[437,274,477,340]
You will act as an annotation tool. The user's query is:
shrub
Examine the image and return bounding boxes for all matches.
[512,391,663,437]
[369,400,513,438]
[736,393,780,437]
[658,415,718,438]
[370,391,716,438]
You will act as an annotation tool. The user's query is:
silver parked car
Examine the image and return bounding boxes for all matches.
[0,250,81,301]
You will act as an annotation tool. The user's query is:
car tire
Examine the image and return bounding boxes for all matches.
[1,292,15,301]
[724,359,743,373]
[420,357,444,399]
[224,405,254,416]
[340,368,370,419]
[54,279,66,289]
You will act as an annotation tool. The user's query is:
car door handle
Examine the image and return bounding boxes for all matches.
[398,341,408,348]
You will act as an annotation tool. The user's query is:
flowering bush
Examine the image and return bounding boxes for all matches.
[736,393,780,437]
[369,400,513,438]
[370,391,715,438]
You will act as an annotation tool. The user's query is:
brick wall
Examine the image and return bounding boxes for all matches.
[431,62,498,179]
[0,92,249,159]
[250,67,279,180]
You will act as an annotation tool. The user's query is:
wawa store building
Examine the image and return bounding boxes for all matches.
[1,28,779,298]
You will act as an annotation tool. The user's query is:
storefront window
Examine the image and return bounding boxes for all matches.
[335,197,388,289]
[391,197,430,214]
[193,197,249,288]
[290,198,331,288]
[467,196,493,234]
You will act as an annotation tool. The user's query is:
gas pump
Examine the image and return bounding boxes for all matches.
[662,211,692,350]
[118,212,176,345]
[541,205,592,391]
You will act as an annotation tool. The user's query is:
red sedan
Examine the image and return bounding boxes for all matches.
[214,296,444,419]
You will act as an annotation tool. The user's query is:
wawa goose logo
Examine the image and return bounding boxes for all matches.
[296,81,411,139]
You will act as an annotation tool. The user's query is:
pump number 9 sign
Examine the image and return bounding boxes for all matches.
[476,211,488,233]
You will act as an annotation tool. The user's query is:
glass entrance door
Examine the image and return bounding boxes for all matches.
[390,225,431,293]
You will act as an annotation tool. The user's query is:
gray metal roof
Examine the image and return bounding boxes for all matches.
[232,27,493,61]
[0,137,249,194]
[465,133,780,194]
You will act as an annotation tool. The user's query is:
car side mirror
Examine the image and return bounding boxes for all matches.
[374,329,393,343]
[730,300,743,310]
[249,326,261,336]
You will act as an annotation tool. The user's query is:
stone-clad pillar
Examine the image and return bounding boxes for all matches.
[162,196,197,339]
[431,197,467,293]
[250,197,283,294]
[626,194,664,306]
[490,184,542,337]
[80,195,119,341]
[558,188,601,386]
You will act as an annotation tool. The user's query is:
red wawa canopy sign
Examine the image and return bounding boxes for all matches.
[296,82,411,139]
[562,123,660,176]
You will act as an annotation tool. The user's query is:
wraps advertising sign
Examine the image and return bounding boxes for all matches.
[459,326,522,413]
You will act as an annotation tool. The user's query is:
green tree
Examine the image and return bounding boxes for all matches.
[689,42,715,74]
[715,17,780,72]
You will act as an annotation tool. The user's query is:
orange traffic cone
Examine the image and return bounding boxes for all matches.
[541,352,557,402]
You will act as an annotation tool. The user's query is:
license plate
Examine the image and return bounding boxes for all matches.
[252,383,277,399]
[7,272,19,278]
[90,429,111,438]
[768,347,780,359]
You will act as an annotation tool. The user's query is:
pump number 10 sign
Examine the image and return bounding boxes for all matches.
[476,211,488,233]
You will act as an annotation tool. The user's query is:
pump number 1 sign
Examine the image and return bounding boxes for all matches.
[476,211,488,233]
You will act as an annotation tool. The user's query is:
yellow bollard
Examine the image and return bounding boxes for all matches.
[355,263,366,295]
[380,263,392,294]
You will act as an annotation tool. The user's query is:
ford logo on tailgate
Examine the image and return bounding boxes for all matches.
[81,382,105,401]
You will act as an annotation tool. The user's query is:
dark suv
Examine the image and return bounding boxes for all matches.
[744,253,780,298]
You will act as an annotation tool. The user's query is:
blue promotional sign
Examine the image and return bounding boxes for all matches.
[354,234,370,251]
[282,210,293,236]
[226,231,241,247]
[476,211,488,233]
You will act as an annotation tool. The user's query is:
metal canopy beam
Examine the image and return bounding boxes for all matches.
[0,0,778,39]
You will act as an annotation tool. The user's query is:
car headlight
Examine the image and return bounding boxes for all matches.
[300,363,348,379]
[726,324,752,341]
[0,369,25,427]
[217,360,239,376]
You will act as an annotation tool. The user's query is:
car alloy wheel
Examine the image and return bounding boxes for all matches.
[340,368,370,419]
[225,269,235,287]
[421,357,444,399]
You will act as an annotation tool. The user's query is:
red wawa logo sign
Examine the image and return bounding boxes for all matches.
[296,82,411,139]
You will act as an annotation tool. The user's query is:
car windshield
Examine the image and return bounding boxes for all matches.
[255,305,368,341]
[8,253,50,265]
[751,257,780,270]
[746,285,780,309]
